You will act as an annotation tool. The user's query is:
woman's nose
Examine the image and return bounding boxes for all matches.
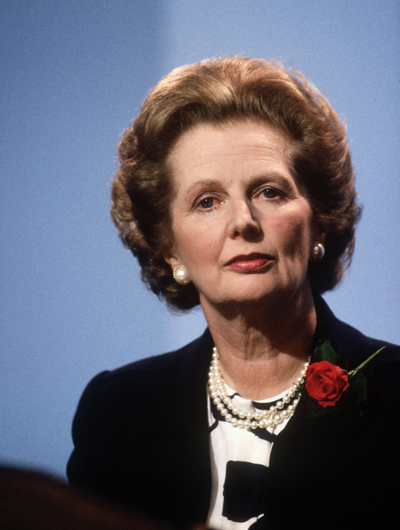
[229,199,261,239]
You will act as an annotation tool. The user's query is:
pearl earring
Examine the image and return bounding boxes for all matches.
[312,243,325,261]
[173,265,191,285]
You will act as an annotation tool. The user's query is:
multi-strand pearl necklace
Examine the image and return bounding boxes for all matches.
[208,347,310,431]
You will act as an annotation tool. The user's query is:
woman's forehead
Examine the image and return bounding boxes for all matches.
[168,120,292,181]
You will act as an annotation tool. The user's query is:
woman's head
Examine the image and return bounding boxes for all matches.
[111,56,361,310]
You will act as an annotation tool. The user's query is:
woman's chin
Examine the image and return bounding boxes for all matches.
[200,286,287,310]
[199,277,313,313]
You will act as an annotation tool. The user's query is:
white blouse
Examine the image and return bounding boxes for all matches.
[207,383,292,529]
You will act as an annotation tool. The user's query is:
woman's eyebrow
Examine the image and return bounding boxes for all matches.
[185,179,225,195]
[247,173,293,187]
[183,173,296,197]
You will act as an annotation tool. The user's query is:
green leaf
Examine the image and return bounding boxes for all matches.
[314,340,338,364]
[306,395,329,418]
[346,371,368,406]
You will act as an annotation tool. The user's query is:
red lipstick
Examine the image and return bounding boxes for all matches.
[225,253,272,272]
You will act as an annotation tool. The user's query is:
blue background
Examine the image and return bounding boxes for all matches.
[1,0,399,479]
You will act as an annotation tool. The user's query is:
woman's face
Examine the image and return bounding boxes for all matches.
[165,120,317,312]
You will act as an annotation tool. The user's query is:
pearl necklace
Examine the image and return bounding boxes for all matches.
[208,347,310,431]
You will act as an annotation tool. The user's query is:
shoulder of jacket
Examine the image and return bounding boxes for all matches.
[81,329,210,399]
[109,331,207,376]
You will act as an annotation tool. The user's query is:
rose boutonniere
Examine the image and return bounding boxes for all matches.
[306,361,349,408]
[305,340,385,417]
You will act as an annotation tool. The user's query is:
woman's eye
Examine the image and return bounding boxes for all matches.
[198,197,215,209]
[262,187,280,199]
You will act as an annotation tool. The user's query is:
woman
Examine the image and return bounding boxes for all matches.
[68,57,400,528]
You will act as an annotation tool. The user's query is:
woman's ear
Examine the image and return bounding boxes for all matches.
[165,255,181,270]
[311,220,327,245]
[162,247,180,271]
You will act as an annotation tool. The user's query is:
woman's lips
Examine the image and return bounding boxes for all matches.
[225,254,272,271]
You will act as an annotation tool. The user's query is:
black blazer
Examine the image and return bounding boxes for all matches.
[67,296,400,528]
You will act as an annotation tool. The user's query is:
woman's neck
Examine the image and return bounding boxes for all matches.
[201,289,317,400]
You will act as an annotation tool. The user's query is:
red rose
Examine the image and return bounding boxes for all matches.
[305,361,350,408]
